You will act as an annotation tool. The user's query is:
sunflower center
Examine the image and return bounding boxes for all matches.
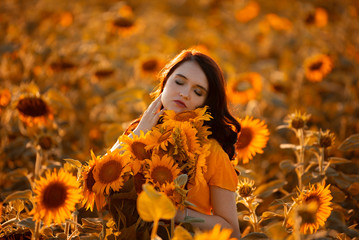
[320,136,332,148]
[151,166,173,185]
[39,136,53,150]
[86,167,96,192]
[238,185,254,198]
[291,118,305,129]
[297,208,317,224]
[42,182,67,209]
[305,14,315,25]
[99,160,122,183]
[142,59,158,72]
[131,141,151,160]
[174,111,197,121]
[16,97,49,117]
[309,61,323,71]
[113,17,134,28]
[236,127,253,149]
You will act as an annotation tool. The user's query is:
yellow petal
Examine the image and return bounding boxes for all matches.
[172,225,193,240]
[137,184,176,222]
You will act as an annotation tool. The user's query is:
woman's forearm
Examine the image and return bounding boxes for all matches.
[176,208,241,239]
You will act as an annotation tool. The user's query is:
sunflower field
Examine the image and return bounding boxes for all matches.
[1,0,359,239]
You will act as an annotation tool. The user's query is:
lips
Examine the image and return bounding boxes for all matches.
[173,100,186,108]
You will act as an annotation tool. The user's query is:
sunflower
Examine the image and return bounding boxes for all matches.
[92,149,131,195]
[135,55,165,81]
[315,129,336,149]
[234,116,269,164]
[194,224,236,240]
[159,182,188,209]
[82,151,106,211]
[145,154,181,188]
[15,96,53,127]
[235,1,260,23]
[284,110,311,130]
[162,106,212,124]
[119,131,152,161]
[287,184,333,234]
[305,8,328,27]
[106,5,140,37]
[145,126,175,153]
[236,178,256,198]
[227,72,262,105]
[304,54,333,82]
[30,168,82,225]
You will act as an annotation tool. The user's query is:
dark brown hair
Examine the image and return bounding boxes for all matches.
[127,49,241,159]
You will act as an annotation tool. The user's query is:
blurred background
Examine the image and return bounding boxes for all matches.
[0,0,359,238]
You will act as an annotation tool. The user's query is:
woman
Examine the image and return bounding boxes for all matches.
[111,49,241,238]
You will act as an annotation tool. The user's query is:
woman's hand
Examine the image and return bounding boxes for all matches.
[133,94,165,136]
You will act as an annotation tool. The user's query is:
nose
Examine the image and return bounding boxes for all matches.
[180,92,189,99]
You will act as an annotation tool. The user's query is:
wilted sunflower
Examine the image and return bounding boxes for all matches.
[235,1,260,23]
[237,178,256,198]
[162,107,212,124]
[227,72,262,105]
[284,110,311,130]
[315,129,336,149]
[287,184,333,234]
[194,224,236,240]
[92,149,131,195]
[304,8,328,27]
[160,182,188,209]
[304,54,333,82]
[119,131,152,161]
[82,151,106,211]
[15,95,53,127]
[145,154,181,188]
[234,116,269,164]
[31,168,82,225]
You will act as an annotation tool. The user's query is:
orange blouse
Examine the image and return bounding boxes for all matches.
[186,139,238,215]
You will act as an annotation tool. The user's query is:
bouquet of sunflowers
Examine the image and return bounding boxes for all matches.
[81,107,212,238]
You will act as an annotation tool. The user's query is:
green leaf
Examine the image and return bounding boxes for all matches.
[64,158,83,168]
[328,157,352,164]
[261,211,284,220]
[279,160,296,172]
[3,190,32,203]
[174,174,188,187]
[17,217,35,232]
[6,168,29,179]
[183,216,205,223]
[254,180,286,198]
[263,222,289,240]
[338,133,359,151]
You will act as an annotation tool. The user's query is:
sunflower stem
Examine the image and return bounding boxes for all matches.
[293,209,302,240]
[34,147,42,179]
[32,220,41,240]
[296,129,305,190]
[65,221,70,237]
[151,219,159,240]
[171,218,174,238]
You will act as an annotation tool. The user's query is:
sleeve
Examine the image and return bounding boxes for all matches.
[205,139,238,192]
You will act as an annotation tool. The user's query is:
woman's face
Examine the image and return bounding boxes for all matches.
[161,61,209,113]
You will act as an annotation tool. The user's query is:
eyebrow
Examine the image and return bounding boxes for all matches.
[175,74,208,93]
